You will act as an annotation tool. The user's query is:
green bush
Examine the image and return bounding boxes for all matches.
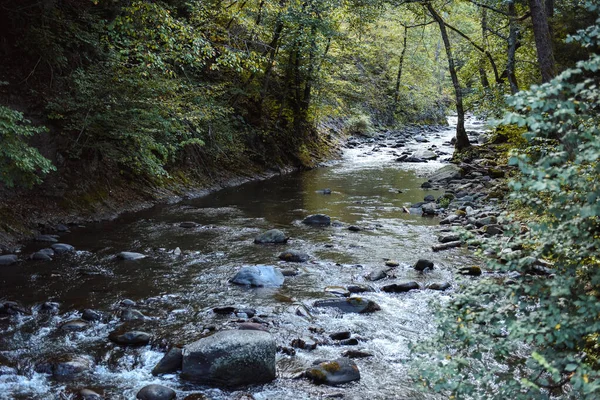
[345,113,373,136]
[0,105,55,188]
[412,6,600,398]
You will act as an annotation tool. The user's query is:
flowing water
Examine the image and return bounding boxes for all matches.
[0,117,486,399]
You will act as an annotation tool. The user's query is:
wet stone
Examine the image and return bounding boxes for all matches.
[338,338,359,346]
[291,337,318,350]
[347,225,361,232]
[152,347,183,376]
[366,268,389,281]
[136,384,176,400]
[81,309,104,321]
[179,221,198,228]
[120,298,136,307]
[385,260,399,267]
[427,282,451,291]
[278,250,309,262]
[230,265,285,287]
[80,389,103,400]
[117,251,146,260]
[0,255,18,266]
[346,284,373,294]
[35,234,59,243]
[305,358,360,386]
[324,286,350,297]
[41,301,60,313]
[51,243,75,254]
[414,259,434,271]
[329,331,351,341]
[314,298,381,314]
[382,282,420,293]
[31,250,53,261]
[302,214,331,226]
[109,330,151,346]
[254,229,288,244]
[60,319,89,332]
[439,233,461,243]
[213,306,236,315]
[120,309,145,321]
[0,301,29,315]
[341,349,373,359]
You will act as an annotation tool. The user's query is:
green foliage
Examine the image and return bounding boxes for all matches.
[412,7,600,398]
[0,105,55,187]
[345,113,374,136]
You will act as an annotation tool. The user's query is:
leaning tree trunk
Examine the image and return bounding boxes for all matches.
[426,3,470,152]
[506,0,519,94]
[528,0,556,82]
[393,25,408,113]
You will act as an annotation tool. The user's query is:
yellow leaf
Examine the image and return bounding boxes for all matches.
[555,324,561,330]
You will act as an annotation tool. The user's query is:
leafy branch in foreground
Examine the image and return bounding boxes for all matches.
[411,4,600,398]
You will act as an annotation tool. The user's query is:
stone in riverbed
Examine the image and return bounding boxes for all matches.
[0,301,29,315]
[230,265,285,287]
[35,235,59,243]
[412,149,437,160]
[60,319,89,332]
[427,282,451,291]
[120,309,146,321]
[341,349,373,359]
[36,355,94,380]
[429,164,462,182]
[304,358,360,386]
[109,330,151,346]
[346,284,373,294]
[51,243,75,254]
[32,249,53,261]
[152,347,183,376]
[330,331,351,341]
[116,251,146,260]
[0,255,18,266]
[439,233,460,243]
[385,260,399,267]
[181,330,276,387]
[80,389,103,400]
[324,286,350,297]
[278,250,309,262]
[302,214,331,226]
[136,384,176,400]
[291,337,318,350]
[366,268,389,281]
[414,259,434,271]
[314,298,380,314]
[459,266,482,276]
[179,221,198,228]
[421,181,433,189]
[81,309,104,321]
[254,229,288,244]
[382,282,420,293]
[424,194,436,202]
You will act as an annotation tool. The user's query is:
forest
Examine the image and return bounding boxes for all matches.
[1,0,600,399]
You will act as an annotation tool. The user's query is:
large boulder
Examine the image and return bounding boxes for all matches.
[254,229,288,244]
[304,358,360,386]
[230,265,284,287]
[152,347,183,376]
[313,298,380,313]
[302,214,331,226]
[181,330,276,387]
[428,164,462,183]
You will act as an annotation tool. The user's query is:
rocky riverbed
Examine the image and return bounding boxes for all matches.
[0,116,503,400]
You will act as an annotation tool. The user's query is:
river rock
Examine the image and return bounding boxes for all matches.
[330,331,351,340]
[385,260,399,267]
[305,358,360,386]
[41,301,60,313]
[136,384,176,400]
[230,265,285,287]
[366,268,389,281]
[317,188,332,194]
[459,266,482,276]
[291,337,318,350]
[32,250,53,261]
[439,233,460,243]
[341,350,373,358]
[314,298,380,313]
[324,286,350,297]
[412,149,437,160]
[179,221,198,228]
[278,250,309,262]
[346,284,373,294]
[302,214,331,226]
[424,194,435,202]
[117,251,146,260]
[382,282,420,293]
[421,181,433,189]
[152,347,183,376]
[80,389,103,400]
[414,259,434,271]
[0,255,18,266]
[422,203,437,215]
[483,224,503,235]
[35,234,59,243]
[181,330,276,387]
[254,229,288,244]
[81,309,104,321]
[427,282,451,291]
[121,298,136,307]
[36,355,94,380]
[109,330,151,346]
[0,301,29,315]
[60,319,89,332]
[120,309,145,321]
[51,243,75,254]
[429,164,462,182]
[475,216,497,227]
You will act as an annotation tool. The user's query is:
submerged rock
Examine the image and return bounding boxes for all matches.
[136,384,176,400]
[427,282,451,291]
[35,235,58,243]
[80,389,103,400]
[230,265,285,287]
[51,243,75,254]
[0,254,18,266]
[304,358,360,386]
[278,250,309,262]
[0,301,29,315]
[413,259,434,272]
[382,282,420,293]
[254,229,288,244]
[60,319,89,332]
[36,355,94,380]
[314,298,380,314]
[179,221,198,228]
[341,349,373,359]
[181,330,276,387]
[152,347,183,376]
[116,251,146,260]
[81,309,104,321]
[302,214,331,226]
[109,330,151,346]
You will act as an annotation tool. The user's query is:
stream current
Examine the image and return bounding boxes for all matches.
[0,116,485,399]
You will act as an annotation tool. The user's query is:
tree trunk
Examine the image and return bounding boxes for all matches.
[528,0,556,82]
[506,0,519,94]
[426,3,470,152]
[393,25,408,112]
[479,9,490,88]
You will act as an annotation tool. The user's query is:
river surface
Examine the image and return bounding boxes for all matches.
[0,117,485,399]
